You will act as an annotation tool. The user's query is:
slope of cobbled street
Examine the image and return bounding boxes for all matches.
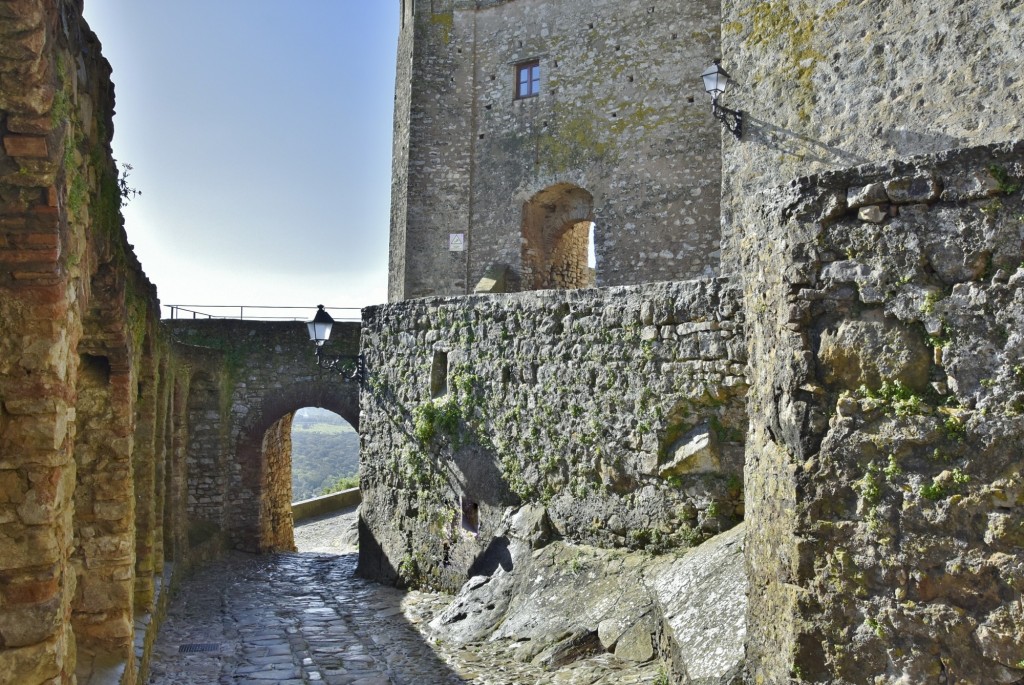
[146,509,666,684]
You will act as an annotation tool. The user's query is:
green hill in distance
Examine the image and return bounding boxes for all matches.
[291,407,359,502]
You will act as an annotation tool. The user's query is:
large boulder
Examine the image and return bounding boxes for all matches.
[428,506,746,682]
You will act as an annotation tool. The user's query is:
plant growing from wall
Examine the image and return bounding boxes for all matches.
[117,162,142,205]
[989,165,1021,195]
[856,381,926,417]
[413,395,460,444]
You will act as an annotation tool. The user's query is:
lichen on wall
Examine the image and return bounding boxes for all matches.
[721,0,1024,277]
[358,280,747,591]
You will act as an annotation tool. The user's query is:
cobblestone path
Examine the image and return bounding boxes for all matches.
[147,511,664,684]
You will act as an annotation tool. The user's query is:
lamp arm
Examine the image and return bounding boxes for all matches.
[314,348,366,383]
[712,100,743,139]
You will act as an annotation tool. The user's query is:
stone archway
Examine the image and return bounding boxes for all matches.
[168,319,362,553]
[521,184,596,290]
[231,379,360,553]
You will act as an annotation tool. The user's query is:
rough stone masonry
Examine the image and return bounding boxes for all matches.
[743,141,1024,684]
[358,279,748,591]
[389,0,723,300]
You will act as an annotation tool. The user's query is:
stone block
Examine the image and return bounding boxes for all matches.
[0,636,63,683]
[7,113,53,134]
[857,205,887,223]
[941,169,1003,201]
[0,592,62,646]
[0,524,63,569]
[847,182,888,208]
[659,424,720,477]
[885,174,941,203]
[0,21,45,59]
[3,134,48,158]
[75,573,132,613]
[818,315,931,391]
[17,464,73,524]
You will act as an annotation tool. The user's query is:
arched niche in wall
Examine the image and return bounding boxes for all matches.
[70,259,140,669]
[165,378,187,563]
[185,371,223,525]
[131,330,160,615]
[521,183,597,291]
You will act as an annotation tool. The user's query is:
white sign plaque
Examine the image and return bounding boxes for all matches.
[449,233,465,252]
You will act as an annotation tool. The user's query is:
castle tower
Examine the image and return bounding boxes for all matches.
[389,0,723,301]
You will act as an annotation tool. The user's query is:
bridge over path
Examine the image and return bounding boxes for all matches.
[168,319,361,553]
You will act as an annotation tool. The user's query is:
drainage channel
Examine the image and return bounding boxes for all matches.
[177,643,222,654]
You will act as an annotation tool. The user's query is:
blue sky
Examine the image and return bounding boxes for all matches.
[83,2,398,319]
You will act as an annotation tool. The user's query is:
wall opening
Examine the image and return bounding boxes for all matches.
[587,221,597,270]
[80,352,111,384]
[461,496,480,535]
[72,348,134,669]
[430,350,449,397]
[229,377,361,553]
[132,333,159,617]
[290,407,360,503]
[165,380,185,562]
[521,184,596,290]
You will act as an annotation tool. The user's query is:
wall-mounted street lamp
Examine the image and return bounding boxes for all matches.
[306,304,364,382]
[308,304,334,349]
[700,60,743,139]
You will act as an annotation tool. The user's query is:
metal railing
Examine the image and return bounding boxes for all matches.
[165,304,362,322]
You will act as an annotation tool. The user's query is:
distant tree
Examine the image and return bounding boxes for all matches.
[319,474,359,495]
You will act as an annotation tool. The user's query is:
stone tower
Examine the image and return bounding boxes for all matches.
[388,0,723,301]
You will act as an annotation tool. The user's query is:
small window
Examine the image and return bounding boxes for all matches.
[515,60,540,99]
[430,350,448,398]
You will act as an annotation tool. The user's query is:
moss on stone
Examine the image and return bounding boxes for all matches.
[430,12,454,45]
[738,0,849,122]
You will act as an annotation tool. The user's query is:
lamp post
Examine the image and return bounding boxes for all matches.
[700,60,743,139]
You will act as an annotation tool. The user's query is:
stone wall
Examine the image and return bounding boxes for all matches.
[720,0,1024,276]
[742,140,1024,683]
[389,0,722,300]
[0,2,185,682]
[259,412,296,553]
[358,280,747,591]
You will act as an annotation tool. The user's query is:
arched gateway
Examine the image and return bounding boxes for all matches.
[169,318,361,553]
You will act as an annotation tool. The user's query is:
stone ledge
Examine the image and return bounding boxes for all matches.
[292,488,361,522]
